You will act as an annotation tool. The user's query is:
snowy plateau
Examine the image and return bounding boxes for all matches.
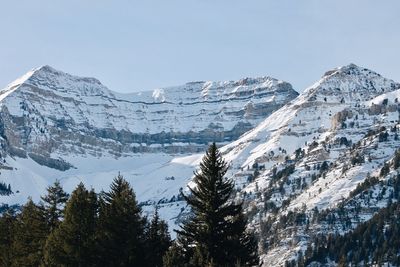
[1,64,400,266]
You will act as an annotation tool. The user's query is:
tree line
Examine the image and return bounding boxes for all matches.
[0,143,258,267]
[0,181,12,196]
[0,176,171,267]
[297,201,400,266]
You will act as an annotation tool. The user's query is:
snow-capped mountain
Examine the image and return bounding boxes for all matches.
[2,63,400,266]
[218,64,400,266]
[0,65,297,158]
[0,65,297,225]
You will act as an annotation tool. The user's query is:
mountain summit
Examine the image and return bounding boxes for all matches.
[217,64,400,265]
[0,65,297,205]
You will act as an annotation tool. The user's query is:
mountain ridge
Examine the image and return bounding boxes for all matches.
[0,65,298,159]
[0,65,298,214]
[3,65,295,100]
[216,64,400,266]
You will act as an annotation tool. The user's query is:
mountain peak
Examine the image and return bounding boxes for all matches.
[338,62,362,71]
[34,64,58,73]
[3,65,58,90]
[322,63,381,79]
[302,64,400,102]
[0,65,112,100]
[30,65,103,86]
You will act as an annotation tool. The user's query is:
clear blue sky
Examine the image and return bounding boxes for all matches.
[0,0,399,93]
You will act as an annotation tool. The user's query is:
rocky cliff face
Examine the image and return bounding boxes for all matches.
[0,66,298,169]
[0,66,298,215]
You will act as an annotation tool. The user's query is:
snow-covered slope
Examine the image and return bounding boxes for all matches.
[216,64,400,266]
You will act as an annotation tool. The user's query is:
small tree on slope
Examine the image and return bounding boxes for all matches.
[166,143,258,267]
[41,180,69,231]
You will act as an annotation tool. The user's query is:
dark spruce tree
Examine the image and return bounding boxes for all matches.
[96,174,146,266]
[43,183,98,267]
[163,242,189,267]
[0,209,15,267]
[12,198,48,267]
[168,143,258,267]
[145,207,172,267]
[41,180,69,231]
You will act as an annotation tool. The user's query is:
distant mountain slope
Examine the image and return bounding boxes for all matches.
[0,65,297,159]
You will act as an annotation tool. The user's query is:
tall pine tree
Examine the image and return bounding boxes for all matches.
[41,180,69,231]
[172,143,258,267]
[43,183,98,267]
[96,174,146,266]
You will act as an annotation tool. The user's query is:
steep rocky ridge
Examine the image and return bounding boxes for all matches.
[218,64,400,266]
[0,65,297,168]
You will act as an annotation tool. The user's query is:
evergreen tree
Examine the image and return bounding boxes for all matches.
[145,207,172,267]
[43,183,98,267]
[174,143,258,267]
[97,174,146,266]
[303,201,400,266]
[12,199,48,267]
[41,180,69,231]
[0,209,15,267]
[163,243,189,267]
